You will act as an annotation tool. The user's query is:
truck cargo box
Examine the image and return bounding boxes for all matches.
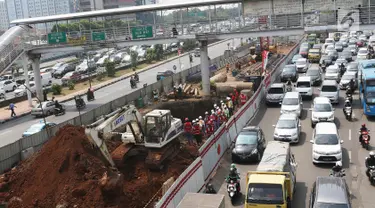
[177,193,225,208]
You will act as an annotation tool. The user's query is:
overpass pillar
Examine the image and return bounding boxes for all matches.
[21,54,32,107]
[30,54,43,102]
[200,40,210,96]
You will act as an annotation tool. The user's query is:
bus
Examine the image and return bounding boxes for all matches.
[358,60,375,116]
[307,34,317,47]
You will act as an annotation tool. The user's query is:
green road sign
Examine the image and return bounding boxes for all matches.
[188,11,205,17]
[92,32,106,41]
[131,26,153,39]
[47,32,67,44]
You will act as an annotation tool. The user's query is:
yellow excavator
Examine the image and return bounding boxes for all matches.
[85,104,184,170]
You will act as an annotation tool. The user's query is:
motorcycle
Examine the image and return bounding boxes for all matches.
[339,65,346,76]
[75,98,86,110]
[330,169,346,177]
[360,130,371,150]
[130,80,137,89]
[54,105,66,116]
[368,166,375,185]
[227,180,240,205]
[286,85,292,92]
[344,106,352,121]
[134,75,139,83]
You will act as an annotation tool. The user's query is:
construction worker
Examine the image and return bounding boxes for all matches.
[193,119,202,145]
[213,103,218,110]
[184,118,193,145]
[240,93,247,106]
[206,119,215,137]
[227,97,234,116]
[204,111,210,123]
[198,116,206,136]
[220,100,226,110]
[223,106,230,119]
[219,109,227,124]
[209,111,217,131]
[231,92,237,108]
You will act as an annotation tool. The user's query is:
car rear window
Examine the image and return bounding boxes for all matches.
[268,87,284,94]
[297,81,310,88]
[322,85,337,92]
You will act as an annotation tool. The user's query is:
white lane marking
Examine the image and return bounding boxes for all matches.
[348,150,352,163]
[349,129,351,141]
[0,130,12,136]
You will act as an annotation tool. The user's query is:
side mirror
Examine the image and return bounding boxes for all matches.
[340,140,344,144]
[310,140,314,144]
[298,124,302,127]
[300,102,303,105]
[272,125,276,127]
[279,102,282,105]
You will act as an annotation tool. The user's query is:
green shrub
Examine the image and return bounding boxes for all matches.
[96,71,106,81]
[51,84,62,95]
[67,81,75,90]
[105,60,116,77]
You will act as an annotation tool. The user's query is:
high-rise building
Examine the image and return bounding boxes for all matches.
[0,0,9,31]
[6,0,28,23]
[79,0,103,12]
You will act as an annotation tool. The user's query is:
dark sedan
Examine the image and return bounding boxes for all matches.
[156,70,174,81]
[280,64,298,82]
[340,51,353,62]
[232,126,266,163]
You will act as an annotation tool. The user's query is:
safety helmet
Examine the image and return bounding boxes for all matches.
[362,124,366,128]
[335,161,342,167]
[231,163,236,169]
[192,120,196,123]
[205,111,209,115]
[199,116,202,119]
[207,183,213,189]
[345,99,350,103]
[214,104,217,108]
[226,97,231,100]
[216,106,220,110]
[210,119,214,122]
[370,151,375,157]
[185,118,189,121]
[220,100,223,103]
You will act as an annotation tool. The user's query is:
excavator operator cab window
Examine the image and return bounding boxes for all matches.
[145,116,163,144]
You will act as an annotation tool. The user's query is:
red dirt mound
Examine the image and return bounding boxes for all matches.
[3,125,197,208]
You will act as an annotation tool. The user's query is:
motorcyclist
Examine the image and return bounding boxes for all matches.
[130,76,135,88]
[225,165,241,192]
[346,86,352,98]
[189,54,193,63]
[331,161,343,176]
[205,183,216,194]
[349,78,355,92]
[54,100,62,112]
[74,95,84,107]
[87,88,94,101]
[359,124,370,143]
[343,99,352,118]
[286,79,293,91]
[365,151,375,176]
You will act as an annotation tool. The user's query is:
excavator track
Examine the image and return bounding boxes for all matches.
[111,143,147,168]
[145,139,181,170]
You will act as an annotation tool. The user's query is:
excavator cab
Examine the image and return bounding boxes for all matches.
[144,110,174,148]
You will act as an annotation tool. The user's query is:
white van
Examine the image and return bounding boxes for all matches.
[295,76,313,99]
[369,36,375,46]
[319,80,339,104]
[30,72,52,87]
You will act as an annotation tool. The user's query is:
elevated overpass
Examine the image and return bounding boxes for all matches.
[1,0,375,100]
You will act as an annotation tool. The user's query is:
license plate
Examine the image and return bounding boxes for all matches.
[323,158,332,161]
[320,119,327,121]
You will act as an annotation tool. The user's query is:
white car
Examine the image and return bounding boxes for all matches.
[334,43,343,52]
[310,97,335,127]
[273,113,301,143]
[310,122,343,164]
[325,65,340,81]
[14,81,36,97]
[357,48,369,60]
[325,45,336,54]
[0,80,17,92]
[296,58,309,73]
[347,45,357,55]
[31,101,63,117]
[280,92,303,118]
[96,55,109,67]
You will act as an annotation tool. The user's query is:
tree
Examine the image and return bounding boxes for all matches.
[154,44,164,61]
[145,48,155,64]
[182,40,196,51]
[130,51,138,68]
[105,60,116,77]
[51,19,140,33]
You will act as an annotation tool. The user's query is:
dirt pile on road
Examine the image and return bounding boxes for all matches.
[3,125,198,208]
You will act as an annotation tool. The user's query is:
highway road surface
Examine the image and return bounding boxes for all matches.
[211,64,374,208]
[0,39,241,147]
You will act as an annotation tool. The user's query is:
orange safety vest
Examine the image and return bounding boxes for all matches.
[240,94,247,104]
[193,124,201,135]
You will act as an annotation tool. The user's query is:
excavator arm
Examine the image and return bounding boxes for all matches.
[85,105,144,167]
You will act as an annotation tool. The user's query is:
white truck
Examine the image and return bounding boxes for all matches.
[176,193,225,208]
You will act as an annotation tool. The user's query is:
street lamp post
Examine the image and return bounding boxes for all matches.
[22,84,49,137]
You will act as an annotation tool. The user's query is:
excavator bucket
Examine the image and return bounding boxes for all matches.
[145,139,181,170]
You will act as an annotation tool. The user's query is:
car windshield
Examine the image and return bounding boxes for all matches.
[247,183,283,205]
[315,134,339,145]
[276,119,296,129]
[342,74,355,80]
[336,60,346,65]
[26,125,43,133]
[236,131,258,145]
[310,50,320,54]
[328,52,337,56]
[358,50,367,55]
[297,81,310,88]
[326,39,334,43]
[326,46,334,50]
[348,45,356,49]
[315,203,349,208]
[322,85,337,92]
[300,48,308,53]
[283,67,295,72]
[314,103,332,112]
[282,98,299,105]
[336,43,342,46]
[296,60,306,65]
[293,55,302,60]
[327,68,338,73]
[268,87,284,94]
[307,70,319,76]
[321,56,331,60]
